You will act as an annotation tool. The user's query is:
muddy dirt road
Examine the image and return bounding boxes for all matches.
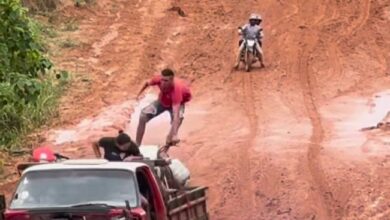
[2,0,390,219]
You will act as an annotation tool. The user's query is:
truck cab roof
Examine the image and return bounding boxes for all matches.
[21,159,147,174]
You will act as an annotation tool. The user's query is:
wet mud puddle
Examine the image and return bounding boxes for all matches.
[47,90,208,149]
[320,90,390,158]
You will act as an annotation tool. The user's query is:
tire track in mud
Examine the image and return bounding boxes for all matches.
[185,1,265,218]
[57,0,176,119]
[326,0,371,98]
[152,1,256,217]
[301,1,383,218]
[223,1,335,218]
[296,1,339,219]
[237,73,261,219]
[298,46,334,219]
[122,0,175,84]
[293,0,388,218]
[222,2,266,218]
[338,0,371,43]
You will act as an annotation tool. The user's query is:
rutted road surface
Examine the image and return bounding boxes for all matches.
[2,0,390,219]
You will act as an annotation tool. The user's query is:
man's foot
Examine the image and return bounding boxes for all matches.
[234,63,240,69]
[260,63,265,68]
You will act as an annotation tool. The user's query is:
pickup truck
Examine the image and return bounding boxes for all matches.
[0,148,209,220]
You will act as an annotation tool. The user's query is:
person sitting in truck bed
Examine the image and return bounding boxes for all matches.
[92,130,142,161]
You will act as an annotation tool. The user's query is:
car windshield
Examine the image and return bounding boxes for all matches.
[10,169,138,209]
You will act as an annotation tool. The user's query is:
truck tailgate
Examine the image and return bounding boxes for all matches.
[167,187,209,220]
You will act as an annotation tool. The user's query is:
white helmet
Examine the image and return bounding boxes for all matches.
[249,13,257,21]
[256,14,262,21]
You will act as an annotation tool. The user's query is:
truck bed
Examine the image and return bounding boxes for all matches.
[167,186,209,220]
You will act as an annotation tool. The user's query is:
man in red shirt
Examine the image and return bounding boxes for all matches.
[135,68,192,146]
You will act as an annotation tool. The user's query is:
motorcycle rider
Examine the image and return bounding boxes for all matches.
[238,14,264,47]
[255,14,264,47]
[235,13,265,69]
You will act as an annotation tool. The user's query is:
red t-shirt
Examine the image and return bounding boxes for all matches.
[148,75,192,108]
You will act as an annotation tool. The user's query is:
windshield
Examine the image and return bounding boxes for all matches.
[10,169,139,209]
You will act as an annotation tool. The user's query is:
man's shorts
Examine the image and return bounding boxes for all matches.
[141,100,185,121]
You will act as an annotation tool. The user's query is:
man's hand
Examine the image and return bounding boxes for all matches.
[166,134,179,146]
[92,142,101,158]
[123,155,143,162]
[166,133,173,145]
[135,82,149,102]
[171,134,180,144]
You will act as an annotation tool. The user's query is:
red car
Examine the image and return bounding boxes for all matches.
[0,157,209,220]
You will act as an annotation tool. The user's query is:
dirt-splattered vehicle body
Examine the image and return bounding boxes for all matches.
[0,157,209,220]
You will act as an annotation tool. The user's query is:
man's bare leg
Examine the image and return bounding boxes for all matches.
[256,43,265,67]
[136,114,149,146]
[235,43,245,69]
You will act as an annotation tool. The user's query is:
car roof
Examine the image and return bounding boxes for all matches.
[22,159,147,174]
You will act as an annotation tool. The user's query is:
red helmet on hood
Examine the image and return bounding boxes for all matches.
[32,146,56,162]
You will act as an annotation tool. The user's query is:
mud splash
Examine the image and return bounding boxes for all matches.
[125,91,209,146]
[124,91,171,144]
[47,89,208,148]
[48,100,134,145]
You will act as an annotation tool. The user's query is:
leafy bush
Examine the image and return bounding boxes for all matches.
[0,0,63,151]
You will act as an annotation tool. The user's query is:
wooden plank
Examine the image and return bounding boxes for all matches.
[168,197,207,215]
[167,187,208,209]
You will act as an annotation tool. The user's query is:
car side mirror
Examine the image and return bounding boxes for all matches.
[0,194,6,218]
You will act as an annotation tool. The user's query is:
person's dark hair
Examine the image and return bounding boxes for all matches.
[116,130,131,145]
[115,130,141,157]
[161,68,174,77]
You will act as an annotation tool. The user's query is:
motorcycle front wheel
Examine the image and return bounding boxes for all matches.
[245,51,252,72]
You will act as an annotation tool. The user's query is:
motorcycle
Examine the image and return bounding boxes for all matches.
[242,38,259,72]
[237,27,264,72]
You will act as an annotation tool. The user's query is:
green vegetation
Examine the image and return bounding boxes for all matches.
[21,0,59,13]
[0,0,68,151]
[34,21,58,38]
[74,0,96,8]
[62,19,79,31]
[60,38,78,48]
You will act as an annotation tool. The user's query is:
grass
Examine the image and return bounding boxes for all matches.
[60,38,79,48]
[74,0,96,7]
[43,26,58,38]
[0,158,3,175]
[0,0,72,174]
[0,18,70,151]
[0,71,69,152]
[62,19,79,32]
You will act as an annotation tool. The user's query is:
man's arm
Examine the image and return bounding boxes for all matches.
[136,82,150,99]
[167,104,181,144]
[258,27,264,40]
[91,141,102,158]
[238,24,247,33]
